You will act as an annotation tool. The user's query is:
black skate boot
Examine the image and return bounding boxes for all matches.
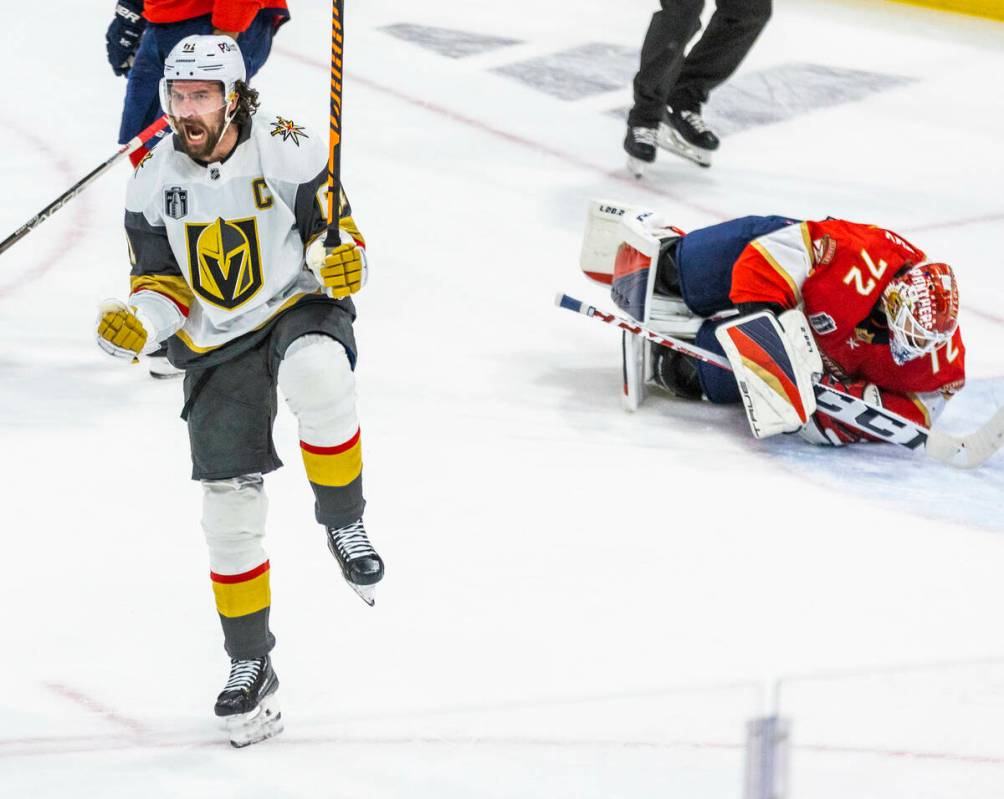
[658,107,718,168]
[326,519,384,606]
[146,343,184,380]
[651,345,703,400]
[624,124,657,178]
[214,654,283,748]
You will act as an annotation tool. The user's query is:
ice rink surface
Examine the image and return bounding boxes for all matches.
[1,0,1003,796]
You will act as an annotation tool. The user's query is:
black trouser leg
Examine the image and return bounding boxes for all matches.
[628,0,705,128]
[667,0,772,112]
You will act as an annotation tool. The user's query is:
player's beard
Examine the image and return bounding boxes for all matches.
[176,110,227,161]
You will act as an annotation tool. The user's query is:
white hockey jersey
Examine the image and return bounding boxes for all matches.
[125,110,364,368]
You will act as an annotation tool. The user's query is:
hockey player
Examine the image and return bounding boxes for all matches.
[106,0,289,167]
[95,35,382,747]
[106,0,290,378]
[624,0,772,175]
[585,207,964,445]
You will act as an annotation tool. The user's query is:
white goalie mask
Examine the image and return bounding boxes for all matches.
[882,261,959,365]
[159,35,246,137]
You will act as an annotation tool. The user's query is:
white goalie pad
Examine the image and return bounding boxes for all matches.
[580,199,681,315]
[580,199,638,287]
[715,310,822,439]
[621,330,647,412]
[582,199,697,411]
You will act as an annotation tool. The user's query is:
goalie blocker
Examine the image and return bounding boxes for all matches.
[714,310,822,440]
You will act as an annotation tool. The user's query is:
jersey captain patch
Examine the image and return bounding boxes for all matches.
[270,116,308,146]
[185,217,264,310]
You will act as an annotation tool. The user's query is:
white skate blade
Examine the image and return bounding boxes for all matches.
[348,581,377,607]
[626,155,648,179]
[148,362,184,379]
[656,123,713,168]
[224,691,284,748]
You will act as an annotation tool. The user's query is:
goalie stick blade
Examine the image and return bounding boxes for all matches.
[925,404,1004,469]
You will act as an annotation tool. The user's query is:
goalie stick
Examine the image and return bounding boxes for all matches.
[0,115,170,257]
[556,292,1004,469]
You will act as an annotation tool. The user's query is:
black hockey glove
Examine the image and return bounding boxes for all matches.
[105,1,146,77]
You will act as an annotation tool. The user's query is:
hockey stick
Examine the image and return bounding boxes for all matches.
[323,0,345,248]
[0,115,170,257]
[556,293,1004,469]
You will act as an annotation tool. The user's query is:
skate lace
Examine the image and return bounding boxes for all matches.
[630,126,657,146]
[223,658,263,693]
[680,111,709,133]
[329,520,375,561]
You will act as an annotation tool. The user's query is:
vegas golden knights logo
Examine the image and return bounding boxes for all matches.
[185,217,264,310]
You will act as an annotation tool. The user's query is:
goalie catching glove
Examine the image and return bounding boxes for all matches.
[306,235,367,299]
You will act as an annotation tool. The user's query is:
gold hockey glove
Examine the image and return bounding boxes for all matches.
[96,299,148,361]
[310,240,367,299]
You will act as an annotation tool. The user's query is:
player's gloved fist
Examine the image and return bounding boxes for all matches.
[799,375,882,446]
[308,239,367,299]
[106,0,147,77]
[96,299,149,361]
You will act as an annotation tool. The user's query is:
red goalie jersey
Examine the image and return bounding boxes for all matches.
[730,219,965,430]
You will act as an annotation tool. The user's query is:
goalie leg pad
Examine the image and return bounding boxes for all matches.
[714,311,821,439]
[621,330,647,412]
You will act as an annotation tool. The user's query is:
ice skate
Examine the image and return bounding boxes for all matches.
[657,108,718,168]
[650,343,703,400]
[326,518,384,606]
[147,345,184,379]
[624,125,657,178]
[214,654,283,748]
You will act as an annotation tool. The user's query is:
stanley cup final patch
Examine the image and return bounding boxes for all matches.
[808,312,837,335]
[184,216,265,310]
[164,186,189,219]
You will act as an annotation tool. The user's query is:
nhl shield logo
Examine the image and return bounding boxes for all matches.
[165,186,189,220]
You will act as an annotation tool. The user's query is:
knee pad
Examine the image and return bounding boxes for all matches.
[279,334,358,445]
[201,474,268,574]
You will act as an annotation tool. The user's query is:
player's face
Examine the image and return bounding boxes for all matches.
[163,80,230,160]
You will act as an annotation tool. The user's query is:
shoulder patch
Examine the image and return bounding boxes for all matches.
[808,311,837,335]
[134,151,154,174]
[270,116,309,146]
[812,235,836,265]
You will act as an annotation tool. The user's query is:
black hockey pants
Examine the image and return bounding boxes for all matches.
[628,0,772,129]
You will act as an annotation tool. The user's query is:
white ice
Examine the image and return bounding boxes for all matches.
[1,1,1004,796]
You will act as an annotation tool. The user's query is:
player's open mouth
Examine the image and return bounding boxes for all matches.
[184,123,206,143]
